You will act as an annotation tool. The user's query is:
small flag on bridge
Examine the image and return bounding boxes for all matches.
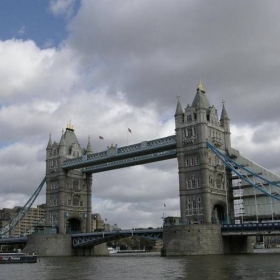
[99,136,104,140]
[128,128,132,133]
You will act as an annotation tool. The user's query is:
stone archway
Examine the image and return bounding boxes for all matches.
[66,218,82,234]
[212,204,226,224]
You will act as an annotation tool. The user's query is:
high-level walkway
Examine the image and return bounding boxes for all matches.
[62,135,177,173]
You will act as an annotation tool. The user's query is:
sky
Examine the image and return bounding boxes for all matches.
[1,0,280,229]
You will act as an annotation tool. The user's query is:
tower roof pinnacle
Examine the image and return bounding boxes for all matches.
[221,100,230,120]
[86,135,93,154]
[47,133,52,149]
[59,129,66,146]
[175,98,184,116]
[197,79,205,92]
[192,81,210,109]
[66,120,74,131]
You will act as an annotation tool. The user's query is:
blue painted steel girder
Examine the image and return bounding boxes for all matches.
[71,229,163,247]
[62,135,177,172]
[0,237,27,245]
[221,222,280,236]
[83,149,177,174]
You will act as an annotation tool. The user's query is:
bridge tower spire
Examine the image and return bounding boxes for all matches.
[220,101,231,148]
[175,81,234,225]
[45,122,92,234]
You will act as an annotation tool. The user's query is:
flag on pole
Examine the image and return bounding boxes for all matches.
[99,136,104,140]
[164,204,166,207]
[128,128,132,133]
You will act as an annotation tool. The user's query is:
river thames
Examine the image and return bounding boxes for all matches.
[1,251,280,280]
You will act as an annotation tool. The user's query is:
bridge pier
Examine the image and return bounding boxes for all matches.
[161,224,224,256]
[22,234,109,256]
[23,234,72,256]
[223,235,254,254]
[161,224,253,256]
[73,244,108,256]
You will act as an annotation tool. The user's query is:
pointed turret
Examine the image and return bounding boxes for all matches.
[59,128,66,157]
[220,101,231,149]
[220,102,230,121]
[192,80,209,124]
[175,99,184,116]
[175,97,184,126]
[59,129,66,146]
[47,133,52,150]
[86,135,93,154]
[191,80,211,109]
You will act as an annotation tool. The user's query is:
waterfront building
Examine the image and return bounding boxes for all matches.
[0,205,46,236]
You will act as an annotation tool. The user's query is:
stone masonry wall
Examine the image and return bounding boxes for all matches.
[23,234,109,256]
[161,224,224,256]
[23,234,72,256]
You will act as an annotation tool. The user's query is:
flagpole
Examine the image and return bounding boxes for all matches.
[127,128,132,145]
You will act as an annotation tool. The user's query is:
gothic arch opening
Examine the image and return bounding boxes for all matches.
[66,218,81,234]
[212,204,226,224]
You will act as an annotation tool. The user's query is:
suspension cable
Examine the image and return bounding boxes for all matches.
[206,141,280,202]
[0,177,46,236]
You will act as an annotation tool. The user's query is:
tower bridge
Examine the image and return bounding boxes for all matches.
[2,81,280,256]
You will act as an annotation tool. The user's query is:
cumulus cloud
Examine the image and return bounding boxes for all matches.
[66,0,280,120]
[1,1,280,228]
[0,39,79,103]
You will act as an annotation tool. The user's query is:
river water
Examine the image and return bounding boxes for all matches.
[1,251,280,280]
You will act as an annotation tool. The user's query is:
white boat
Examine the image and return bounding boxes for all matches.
[117,249,146,254]
[254,242,265,249]
[108,247,118,254]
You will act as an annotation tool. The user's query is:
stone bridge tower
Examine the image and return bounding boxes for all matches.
[45,122,93,234]
[175,82,234,225]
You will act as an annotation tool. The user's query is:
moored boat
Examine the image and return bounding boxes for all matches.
[108,247,118,254]
[117,249,146,254]
[0,253,38,264]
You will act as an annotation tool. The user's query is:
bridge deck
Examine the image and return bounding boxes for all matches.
[221,222,280,236]
[62,135,177,173]
[71,228,163,247]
